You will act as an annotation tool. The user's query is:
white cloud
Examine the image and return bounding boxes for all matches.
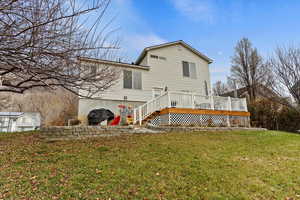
[111,0,167,61]
[118,34,167,62]
[169,0,215,23]
[128,34,167,51]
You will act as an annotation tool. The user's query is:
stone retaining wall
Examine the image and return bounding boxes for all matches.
[40,126,137,141]
[40,126,267,141]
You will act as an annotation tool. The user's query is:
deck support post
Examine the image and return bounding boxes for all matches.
[228,97,232,111]
[227,115,231,127]
[167,92,171,108]
[227,97,232,127]
[191,93,195,109]
[243,98,248,112]
[210,96,214,110]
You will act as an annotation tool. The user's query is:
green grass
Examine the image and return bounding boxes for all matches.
[1,130,300,199]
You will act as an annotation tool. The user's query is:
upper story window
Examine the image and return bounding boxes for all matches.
[159,56,166,60]
[150,54,167,61]
[123,70,142,90]
[182,61,197,79]
[150,54,159,59]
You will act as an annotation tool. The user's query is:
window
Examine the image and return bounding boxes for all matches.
[159,56,167,61]
[123,70,142,89]
[133,71,142,89]
[182,61,189,77]
[90,65,97,75]
[123,70,132,89]
[150,54,158,59]
[182,61,197,79]
[190,63,196,79]
[151,55,166,61]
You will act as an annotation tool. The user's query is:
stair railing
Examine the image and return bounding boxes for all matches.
[133,91,170,125]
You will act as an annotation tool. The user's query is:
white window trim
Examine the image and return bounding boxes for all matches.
[182,61,197,79]
[123,69,142,90]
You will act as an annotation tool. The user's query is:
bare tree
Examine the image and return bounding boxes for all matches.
[267,45,300,111]
[0,0,120,97]
[5,89,78,126]
[213,81,229,96]
[0,95,13,110]
[230,38,270,102]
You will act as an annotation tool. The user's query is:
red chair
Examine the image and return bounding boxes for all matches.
[109,115,120,126]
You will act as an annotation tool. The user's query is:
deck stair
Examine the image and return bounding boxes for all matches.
[141,110,161,124]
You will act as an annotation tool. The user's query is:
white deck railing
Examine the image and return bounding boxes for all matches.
[133,91,248,125]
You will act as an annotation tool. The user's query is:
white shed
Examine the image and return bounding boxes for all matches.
[0,112,41,132]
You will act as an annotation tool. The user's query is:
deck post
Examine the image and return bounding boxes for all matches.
[227,115,231,127]
[243,98,248,112]
[210,96,214,110]
[227,97,232,127]
[167,92,171,108]
[191,93,195,109]
[228,97,232,111]
[139,107,142,126]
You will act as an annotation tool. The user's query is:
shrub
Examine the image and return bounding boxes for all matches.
[249,99,300,132]
[277,108,300,132]
[248,99,280,130]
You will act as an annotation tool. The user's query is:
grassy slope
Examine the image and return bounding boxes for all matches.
[0,131,300,199]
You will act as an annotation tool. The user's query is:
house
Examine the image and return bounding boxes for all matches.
[221,85,278,103]
[0,112,41,132]
[78,40,249,127]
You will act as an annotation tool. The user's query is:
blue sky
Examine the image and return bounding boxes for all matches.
[103,0,300,83]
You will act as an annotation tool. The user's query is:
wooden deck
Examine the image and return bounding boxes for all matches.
[160,108,250,117]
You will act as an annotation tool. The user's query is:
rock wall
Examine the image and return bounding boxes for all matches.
[40,126,267,141]
[40,126,136,141]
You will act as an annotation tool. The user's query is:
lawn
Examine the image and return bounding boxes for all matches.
[1,130,300,199]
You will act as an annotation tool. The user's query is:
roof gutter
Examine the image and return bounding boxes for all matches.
[79,57,150,71]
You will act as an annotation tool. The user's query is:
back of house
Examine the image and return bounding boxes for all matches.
[78,40,213,123]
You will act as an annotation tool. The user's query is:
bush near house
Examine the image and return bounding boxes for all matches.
[1,130,300,199]
[249,99,300,132]
[277,108,300,133]
[248,99,280,130]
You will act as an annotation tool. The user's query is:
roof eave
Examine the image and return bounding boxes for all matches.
[79,57,150,70]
